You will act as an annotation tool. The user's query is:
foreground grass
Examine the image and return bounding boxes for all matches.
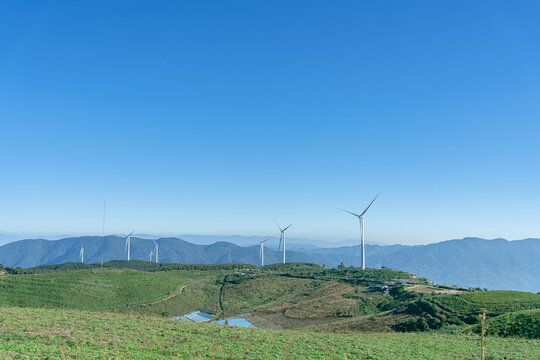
[0,307,538,359]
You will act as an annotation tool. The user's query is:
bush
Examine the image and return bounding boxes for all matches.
[479,310,540,339]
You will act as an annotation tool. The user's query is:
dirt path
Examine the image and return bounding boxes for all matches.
[108,283,190,311]
[144,283,190,306]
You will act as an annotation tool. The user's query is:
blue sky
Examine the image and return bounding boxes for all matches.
[1,1,540,244]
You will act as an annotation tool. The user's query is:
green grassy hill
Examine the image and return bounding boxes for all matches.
[1,261,539,358]
[1,306,538,360]
[0,267,226,311]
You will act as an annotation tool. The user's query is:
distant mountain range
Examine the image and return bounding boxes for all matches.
[0,236,315,269]
[0,236,538,293]
[306,237,540,293]
[175,234,389,249]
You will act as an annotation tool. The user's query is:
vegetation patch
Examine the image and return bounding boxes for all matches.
[433,291,540,317]
[0,268,222,311]
[221,275,318,316]
[465,309,540,339]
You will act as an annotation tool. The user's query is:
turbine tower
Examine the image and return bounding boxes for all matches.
[125,231,134,261]
[274,220,292,264]
[258,237,271,267]
[340,193,379,270]
[80,240,84,263]
[152,239,158,263]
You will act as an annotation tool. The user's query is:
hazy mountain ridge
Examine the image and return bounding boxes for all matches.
[0,236,538,292]
[305,237,540,293]
[0,236,317,269]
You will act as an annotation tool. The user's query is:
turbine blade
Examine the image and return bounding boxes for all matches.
[360,193,380,217]
[278,234,283,250]
[261,237,271,243]
[339,208,361,218]
[273,218,283,231]
[283,224,292,231]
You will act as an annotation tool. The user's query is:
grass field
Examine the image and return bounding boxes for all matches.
[0,268,224,311]
[221,275,321,316]
[115,275,224,317]
[1,306,538,360]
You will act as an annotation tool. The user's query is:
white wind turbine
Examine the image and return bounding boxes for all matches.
[258,237,271,267]
[125,231,134,261]
[80,239,84,263]
[274,220,292,264]
[152,239,158,263]
[340,193,379,270]
[149,249,154,262]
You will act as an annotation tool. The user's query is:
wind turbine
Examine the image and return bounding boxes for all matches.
[125,231,134,261]
[258,237,271,267]
[340,193,379,270]
[80,240,84,263]
[149,249,154,262]
[152,239,158,263]
[274,220,292,264]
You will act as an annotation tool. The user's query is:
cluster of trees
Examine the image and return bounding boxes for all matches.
[0,264,23,274]
[389,288,483,332]
[0,261,260,275]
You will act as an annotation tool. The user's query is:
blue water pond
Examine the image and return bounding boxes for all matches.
[173,310,256,328]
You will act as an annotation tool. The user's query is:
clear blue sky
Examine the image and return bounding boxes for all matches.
[1,1,540,244]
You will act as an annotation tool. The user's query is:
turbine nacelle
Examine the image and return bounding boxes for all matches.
[340,193,379,219]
